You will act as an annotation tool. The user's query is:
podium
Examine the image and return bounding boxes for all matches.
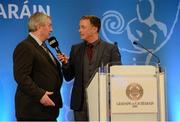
[86,65,166,121]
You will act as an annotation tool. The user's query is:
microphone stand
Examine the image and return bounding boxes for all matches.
[133,41,162,72]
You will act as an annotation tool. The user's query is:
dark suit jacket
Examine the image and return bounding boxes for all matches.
[62,39,121,111]
[13,35,63,120]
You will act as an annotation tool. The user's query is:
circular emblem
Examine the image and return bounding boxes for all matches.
[126,83,143,101]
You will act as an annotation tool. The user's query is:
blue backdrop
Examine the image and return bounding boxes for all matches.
[0,0,180,121]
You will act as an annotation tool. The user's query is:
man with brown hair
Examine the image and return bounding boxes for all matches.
[58,15,122,121]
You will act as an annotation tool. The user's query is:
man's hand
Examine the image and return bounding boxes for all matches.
[57,53,68,64]
[40,91,55,106]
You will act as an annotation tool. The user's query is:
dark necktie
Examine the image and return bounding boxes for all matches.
[87,44,94,62]
[41,42,57,65]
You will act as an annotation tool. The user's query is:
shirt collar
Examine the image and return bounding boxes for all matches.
[86,38,100,47]
[29,32,43,46]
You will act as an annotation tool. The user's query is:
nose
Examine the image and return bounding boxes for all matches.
[79,28,81,33]
[50,27,53,32]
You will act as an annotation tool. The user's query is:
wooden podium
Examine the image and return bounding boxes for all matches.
[86,65,166,121]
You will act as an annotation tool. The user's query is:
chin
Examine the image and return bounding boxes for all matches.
[80,37,85,40]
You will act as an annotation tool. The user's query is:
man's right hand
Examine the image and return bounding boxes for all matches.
[40,91,55,106]
[57,53,68,64]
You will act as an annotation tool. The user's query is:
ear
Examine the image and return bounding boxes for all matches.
[92,26,98,33]
[36,24,41,30]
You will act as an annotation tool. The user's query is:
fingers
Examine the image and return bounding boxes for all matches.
[45,91,55,106]
[40,91,55,107]
[46,91,53,95]
[57,53,68,64]
[46,98,55,106]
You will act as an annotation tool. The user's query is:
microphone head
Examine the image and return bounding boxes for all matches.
[114,42,118,47]
[133,41,138,45]
[48,36,59,48]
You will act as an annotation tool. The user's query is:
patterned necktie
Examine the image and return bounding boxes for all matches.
[41,42,57,65]
[87,44,94,62]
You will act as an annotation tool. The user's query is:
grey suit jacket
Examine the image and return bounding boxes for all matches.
[13,35,63,120]
[62,39,121,110]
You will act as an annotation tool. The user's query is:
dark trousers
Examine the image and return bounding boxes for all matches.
[16,117,57,121]
[16,113,57,121]
[74,94,89,121]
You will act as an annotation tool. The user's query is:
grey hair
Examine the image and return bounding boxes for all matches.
[28,12,50,32]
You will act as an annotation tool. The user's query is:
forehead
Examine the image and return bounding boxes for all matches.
[47,17,51,22]
[80,19,91,25]
[45,17,52,24]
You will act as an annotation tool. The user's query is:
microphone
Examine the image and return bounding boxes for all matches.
[133,41,162,72]
[48,36,62,54]
[114,42,118,47]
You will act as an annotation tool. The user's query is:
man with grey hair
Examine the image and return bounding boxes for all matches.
[13,12,63,121]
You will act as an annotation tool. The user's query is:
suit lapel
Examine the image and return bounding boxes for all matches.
[79,43,86,73]
[39,45,57,67]
[95,40,106,67]
[28,36,59,75]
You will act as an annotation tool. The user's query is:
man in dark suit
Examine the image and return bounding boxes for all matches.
[58,15,122,121]
[13,12,63,121]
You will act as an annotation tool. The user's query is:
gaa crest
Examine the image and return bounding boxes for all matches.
[126,83,143,101]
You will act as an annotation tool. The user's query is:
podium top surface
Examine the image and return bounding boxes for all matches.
[110,65,158,76]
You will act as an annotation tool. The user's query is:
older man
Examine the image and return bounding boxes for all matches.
[13,12,63,121]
